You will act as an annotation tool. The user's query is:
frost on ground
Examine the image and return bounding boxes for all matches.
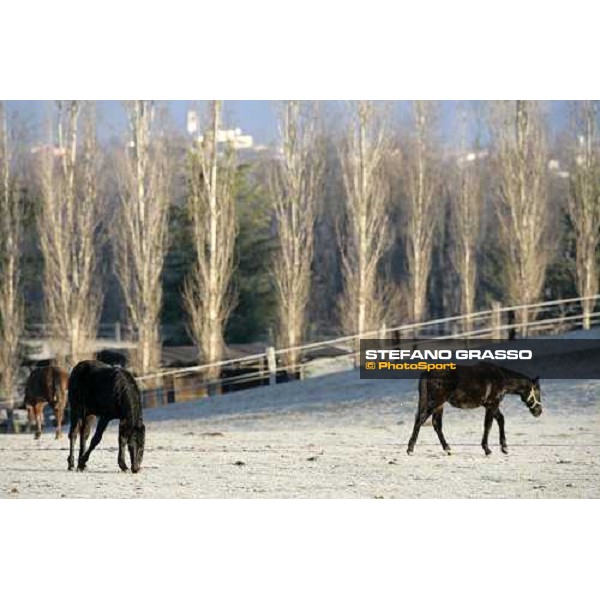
[1,371,599,498]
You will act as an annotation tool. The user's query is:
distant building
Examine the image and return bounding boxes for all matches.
[548,159,570,179]
[30,144,66,157]
[187,111,199,136]
[186,110,254,150]
[456,149,488,165]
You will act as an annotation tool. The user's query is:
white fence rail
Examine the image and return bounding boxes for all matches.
[3,294,600,413]
[132,294,600,407]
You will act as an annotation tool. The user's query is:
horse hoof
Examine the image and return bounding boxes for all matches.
[68,465,74,471]
[77,464,86,472]
[445,448,452,456]
[34,434,41,440]
[501,447,509,455]
[484,448,492,456]
[407,449,414,456]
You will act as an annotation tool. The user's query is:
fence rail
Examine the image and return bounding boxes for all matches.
[132,294,600,406]
[3,294,600,411]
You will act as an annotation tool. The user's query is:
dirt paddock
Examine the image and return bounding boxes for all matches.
[1,372,599,498]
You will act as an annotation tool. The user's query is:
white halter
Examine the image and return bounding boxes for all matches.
[526,387,540,409]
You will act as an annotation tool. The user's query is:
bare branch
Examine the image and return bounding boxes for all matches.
[338,101,391,338]
[35,101,103,367]
[448,103,482,330]
[114,101,170,374]
[399,100,441,324]
[491,100,550,332]
[270,101,323,372]
[0,102,23,403]
[568,101,600,329]
[183,101,237,383]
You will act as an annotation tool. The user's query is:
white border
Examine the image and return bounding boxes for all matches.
[1,500,597,600]
[1,1,599,99]
[1,2,598,599]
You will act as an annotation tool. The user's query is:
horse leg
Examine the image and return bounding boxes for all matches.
[55,405,64,440]
[77,414,94,471]
[432,407,451,455]
[34,403,44,439]
[67,413,81,471]
[26,405,34,434]
[118,421,129,472]
[79,417,109,470]
[481,408,495,455]
[495,408,508,454]
[407,405,435,455]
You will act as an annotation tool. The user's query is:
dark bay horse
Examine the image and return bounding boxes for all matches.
[67,360,145,473]
[24,366,69,439]
[407,363,542,456]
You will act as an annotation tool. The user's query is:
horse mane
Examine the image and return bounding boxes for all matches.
[113,367,143,425]
[474,361,534,386]
[490,363,534,382]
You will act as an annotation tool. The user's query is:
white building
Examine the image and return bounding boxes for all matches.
[186,110,254,150]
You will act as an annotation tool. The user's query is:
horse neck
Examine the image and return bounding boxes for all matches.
[126,400,143,426]
[499,368,531,393]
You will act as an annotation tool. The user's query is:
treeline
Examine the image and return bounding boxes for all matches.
[0,100,598,392]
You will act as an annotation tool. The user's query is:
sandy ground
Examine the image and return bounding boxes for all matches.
[1,371,599,498]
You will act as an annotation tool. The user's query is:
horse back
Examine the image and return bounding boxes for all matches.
[25,366,66,406]
[69,360,141,421]
[446,364,507,409]
[419,369,456,404]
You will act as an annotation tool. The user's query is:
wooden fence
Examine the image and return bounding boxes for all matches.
[133,294,600,407]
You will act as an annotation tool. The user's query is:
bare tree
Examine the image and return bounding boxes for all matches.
[36,101,103,367]
[114,100,170,375]
[0,103,23,406]
[491,101,550,332]
[270,101,323,373]
[184,101,237,383]
[449,104,482,331]
[568,101,600,329]
[400,101,440,325]
[338,101,391,339]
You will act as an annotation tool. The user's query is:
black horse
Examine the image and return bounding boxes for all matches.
[67,360,145,473]
[407,363,542,456]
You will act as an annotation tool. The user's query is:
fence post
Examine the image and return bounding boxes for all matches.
[114,321,121,343]
[266,346,277,385]
[165,374,176,404]
[491,302,502,339]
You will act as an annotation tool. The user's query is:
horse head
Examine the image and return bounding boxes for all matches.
[128,422,146,473]
[522,375,542,417]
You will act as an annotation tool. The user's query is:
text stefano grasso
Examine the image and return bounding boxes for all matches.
[364,349,533,361]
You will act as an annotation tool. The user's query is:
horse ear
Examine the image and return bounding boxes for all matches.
[533,375,540,384]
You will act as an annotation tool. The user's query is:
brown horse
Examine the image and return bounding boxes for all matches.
[24,366,69,439]
[407,363,542,456]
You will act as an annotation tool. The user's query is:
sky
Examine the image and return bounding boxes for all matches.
[4,100,278,144]
[4,100,571,147]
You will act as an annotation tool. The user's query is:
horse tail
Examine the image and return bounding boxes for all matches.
[67,363,87,413]
[52,368,67,409]
[51,368,59,406]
